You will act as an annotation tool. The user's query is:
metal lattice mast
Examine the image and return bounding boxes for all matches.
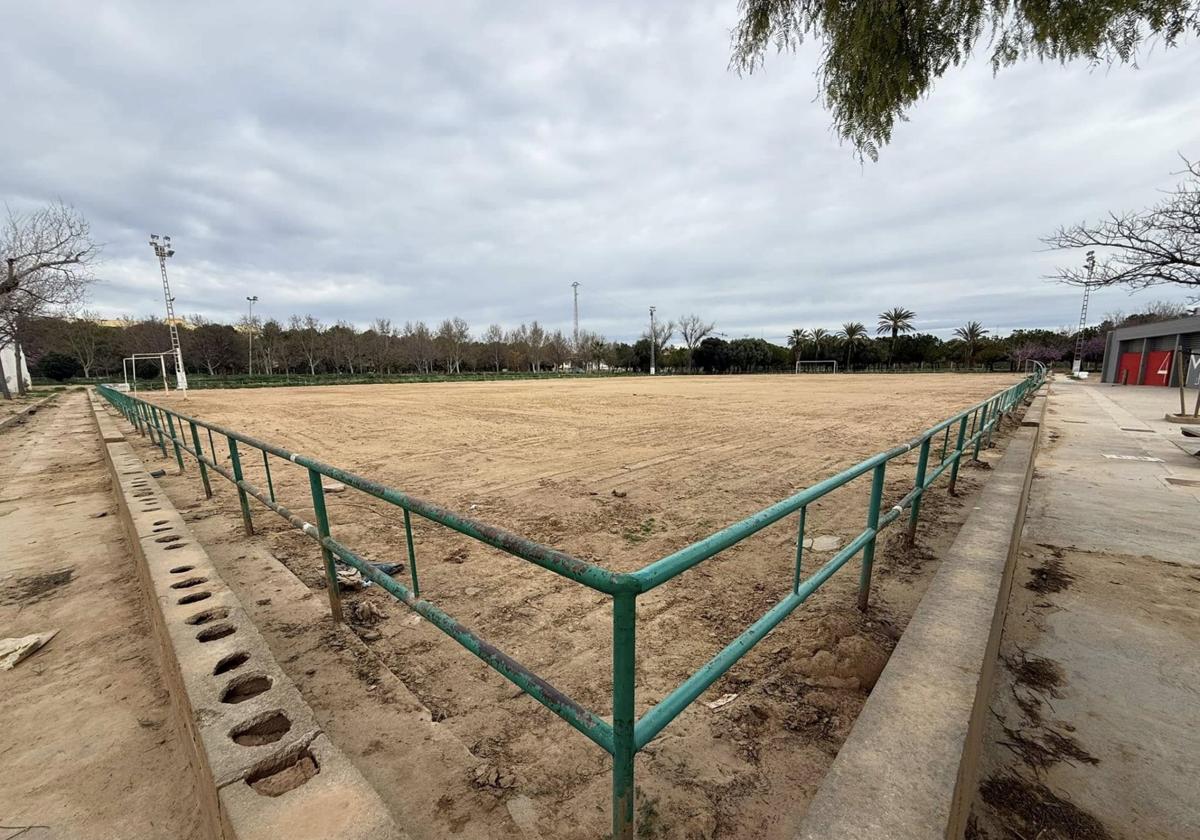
[571,281,581,349]
[649,306,657,376]
[149,234,187,391]
[1072,250,1096,373]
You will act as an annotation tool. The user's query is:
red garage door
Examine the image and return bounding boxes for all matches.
[1118,350,1174,385]
[1145,350,1173,386]
[1117,352,1141,384]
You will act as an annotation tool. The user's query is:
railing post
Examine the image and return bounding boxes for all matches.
[906,437,931,546]
[190,421,212,499]
[403,508,420,598]
[262,450,276,503]
[150,406,167,456]
[612,591,637,840]
[792,505,807,594]
[973,401,991,461]
[857,462,886,612]
[227,437,254,535]
[308,468,344,624]
[949,415,969,495]
[167,413,185,473]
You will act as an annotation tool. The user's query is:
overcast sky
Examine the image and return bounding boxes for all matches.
[3,2,1198,343]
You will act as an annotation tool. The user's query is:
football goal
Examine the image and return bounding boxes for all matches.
[795,359,839,374]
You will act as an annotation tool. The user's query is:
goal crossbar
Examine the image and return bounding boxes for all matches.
[795,359,839,373]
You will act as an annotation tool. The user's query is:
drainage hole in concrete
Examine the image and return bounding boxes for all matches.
[246,747,319,796]
[152,526,173,533]
[153,519,169,525]
[214,651,250,675]
[177,591,212,605]
[164,542,188,550]
[231,711,291,746]
[186,606,231,625]
[221,673,273,704]
[170,576,208,590]
[169,564,195,574]
[143,507,162,512]
[155,534,182,543]
[197,623,237,643]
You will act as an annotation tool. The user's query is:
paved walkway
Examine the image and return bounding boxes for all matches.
[0,392,207,840]
[972,380,1200,839]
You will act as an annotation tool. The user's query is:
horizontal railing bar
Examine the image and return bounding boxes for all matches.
[633,379,1032,592]
[634,526,875,748]
[323,535,616,754]
[132,405,617,753]
[631,449,901,591]
[112,395,626,594]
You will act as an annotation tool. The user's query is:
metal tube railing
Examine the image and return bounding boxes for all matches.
[96,362,1045,839]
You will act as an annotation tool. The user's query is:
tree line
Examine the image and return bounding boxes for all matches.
[21,300,1192,383]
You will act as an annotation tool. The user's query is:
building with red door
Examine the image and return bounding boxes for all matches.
[1100,313,1200,387]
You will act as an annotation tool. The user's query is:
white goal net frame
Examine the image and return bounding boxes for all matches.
[795,359,839,374]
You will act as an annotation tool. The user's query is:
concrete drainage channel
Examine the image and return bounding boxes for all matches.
[88,394,404,840]
[797,387,1049,839]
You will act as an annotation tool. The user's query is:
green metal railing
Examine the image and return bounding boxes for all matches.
[96,365,1044,838]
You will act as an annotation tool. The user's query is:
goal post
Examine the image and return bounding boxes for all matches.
[795,359,839,374]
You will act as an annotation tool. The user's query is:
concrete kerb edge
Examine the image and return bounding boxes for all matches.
[87,393,403,840]
[0,391,60,432]
[797,395,1045,840]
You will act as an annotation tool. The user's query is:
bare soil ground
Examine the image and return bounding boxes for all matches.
[0,391,208,840]
[142,373,1020,838]
[0,388,61,424]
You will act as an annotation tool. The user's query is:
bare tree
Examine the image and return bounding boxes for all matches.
[435,318,470,374]
[62,309,103,378]
[1045,157,1200,299]
[1,201,98,397]
[677,314,715,370]
[527,321,546,372]
[289,315,324,375]
[482,324,505,372]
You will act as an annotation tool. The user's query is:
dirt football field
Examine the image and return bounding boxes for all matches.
[145,372,1021,838]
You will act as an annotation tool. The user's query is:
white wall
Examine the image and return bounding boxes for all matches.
[1,343,31,392]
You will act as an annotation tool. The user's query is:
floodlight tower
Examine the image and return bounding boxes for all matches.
[149,234,187,392]
[571,281,581,349]
[1072,250,1096,374]
[246,295,259,375]
[649,306,657,376]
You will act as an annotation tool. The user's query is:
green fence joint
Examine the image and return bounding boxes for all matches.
[612,591,637,840]
[792,505,807,594]
[308,468,343,624]
[949,415,969,495]
[227,436,254,535]
[857,462,886,612]
[400,508,420,598]
[168,413,185,473]
[973,400,991,461]
[262,450,276,503]
[190,421,212,499]
[906,437,931,545]
[150,406,167,456]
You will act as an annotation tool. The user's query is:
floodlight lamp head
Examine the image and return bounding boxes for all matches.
[166,249,175,257]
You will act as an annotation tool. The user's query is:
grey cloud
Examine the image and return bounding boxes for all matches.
[3,1,1198,343]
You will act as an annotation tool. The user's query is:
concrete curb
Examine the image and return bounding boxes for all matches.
[798,395,1044,840]
[0,391,59,432]
[88,393,405,840]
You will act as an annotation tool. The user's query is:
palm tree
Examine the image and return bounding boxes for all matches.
[787,328,811,363]
[839,321,868,368]
[810,327,830,360]
[876,307,916,363]
[954,321,989,367]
